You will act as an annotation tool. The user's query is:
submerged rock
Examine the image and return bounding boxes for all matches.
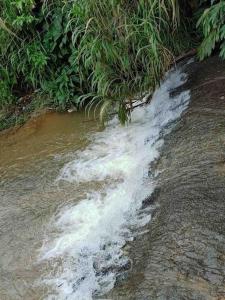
[106,55,225,299]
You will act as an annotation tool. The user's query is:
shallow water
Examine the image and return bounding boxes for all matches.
[0,66,190,299]
[0,112,100,299]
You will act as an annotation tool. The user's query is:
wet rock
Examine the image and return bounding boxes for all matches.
[68,106,77,113]
[106,55,225,299]
[141,187,161,209]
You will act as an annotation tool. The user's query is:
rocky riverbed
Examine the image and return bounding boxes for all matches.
[107,55,225,300]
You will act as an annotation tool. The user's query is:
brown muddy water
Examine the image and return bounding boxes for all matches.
[0,112,100,299]
[0,57,225,300]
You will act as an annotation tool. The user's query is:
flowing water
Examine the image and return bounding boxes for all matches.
[0,65,191,299]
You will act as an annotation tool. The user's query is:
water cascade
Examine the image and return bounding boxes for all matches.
[39,65,190,299]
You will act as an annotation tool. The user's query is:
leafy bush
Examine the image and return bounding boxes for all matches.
[197,1,225,60]
[0,0,81,110]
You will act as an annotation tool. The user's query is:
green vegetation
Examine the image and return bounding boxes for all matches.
[0,0,224,129]
[197,1,225,60]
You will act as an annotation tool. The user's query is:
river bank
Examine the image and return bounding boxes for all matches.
[0,49,196,134]
[107,55,225,299]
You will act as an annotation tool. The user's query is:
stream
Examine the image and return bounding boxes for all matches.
[0,64,191,299]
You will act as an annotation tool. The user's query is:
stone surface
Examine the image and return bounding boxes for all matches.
[106,55,225,300]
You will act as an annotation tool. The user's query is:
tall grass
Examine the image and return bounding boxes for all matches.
[1,0,220,124]
[72,0,189,122]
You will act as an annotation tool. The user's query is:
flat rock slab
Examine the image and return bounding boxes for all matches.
[106,55,225,300]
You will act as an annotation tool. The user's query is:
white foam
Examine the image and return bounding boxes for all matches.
[39,66,190,299]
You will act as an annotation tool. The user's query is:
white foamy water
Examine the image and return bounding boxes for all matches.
[39,66,190,299]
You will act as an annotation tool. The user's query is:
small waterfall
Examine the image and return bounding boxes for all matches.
[39,65,190,300]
